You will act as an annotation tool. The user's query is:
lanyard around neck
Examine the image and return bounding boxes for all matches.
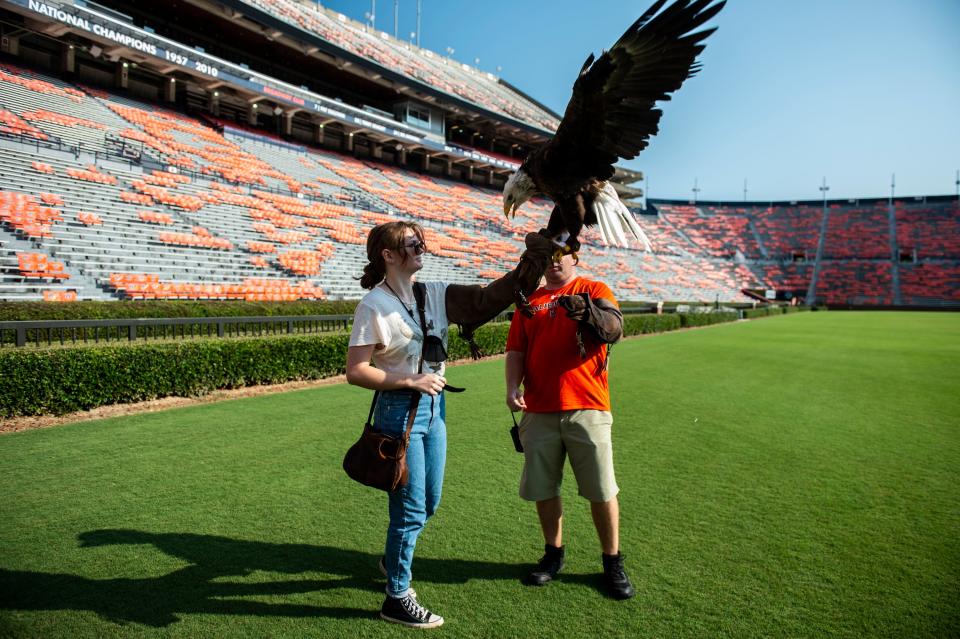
[383,280,417,321]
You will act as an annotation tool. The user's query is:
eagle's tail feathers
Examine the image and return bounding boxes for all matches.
[622,204,654,252]
[594,195,616,246]
[594,184,629,247]
[593,183,653,251]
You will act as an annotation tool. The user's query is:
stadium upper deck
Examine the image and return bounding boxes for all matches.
[234,0,562,132]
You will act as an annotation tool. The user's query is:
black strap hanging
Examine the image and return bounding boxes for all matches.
[366,282,430,434]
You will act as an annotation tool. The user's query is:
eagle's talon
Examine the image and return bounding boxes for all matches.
[550,242,579,264]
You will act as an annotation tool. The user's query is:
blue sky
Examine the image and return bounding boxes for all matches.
[319,0,959,201]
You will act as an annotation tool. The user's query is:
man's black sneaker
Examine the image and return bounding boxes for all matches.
[380,593,444,628]
[602,552,635,600]
[524,544,565,586]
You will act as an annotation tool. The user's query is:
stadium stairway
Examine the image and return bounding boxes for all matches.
[887,201,902,305]
[648,204,709,255]
[747,218,770,259]
[805,205,830,302]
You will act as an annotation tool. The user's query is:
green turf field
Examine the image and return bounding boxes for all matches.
[1,311,958,638]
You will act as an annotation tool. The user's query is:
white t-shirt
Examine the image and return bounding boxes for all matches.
[349,281,450,376]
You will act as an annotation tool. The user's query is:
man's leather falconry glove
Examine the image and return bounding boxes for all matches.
[557,293,624,357]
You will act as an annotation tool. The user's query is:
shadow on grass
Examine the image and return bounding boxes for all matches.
[0,528,526,628]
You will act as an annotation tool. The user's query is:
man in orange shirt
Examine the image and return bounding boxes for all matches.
[505,251,634,600]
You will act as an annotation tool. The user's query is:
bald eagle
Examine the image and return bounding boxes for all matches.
[503,0,725,257]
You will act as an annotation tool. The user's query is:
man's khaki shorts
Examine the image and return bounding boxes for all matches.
[518,410,619,503]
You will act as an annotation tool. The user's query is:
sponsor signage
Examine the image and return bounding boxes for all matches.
[444,144,519,170]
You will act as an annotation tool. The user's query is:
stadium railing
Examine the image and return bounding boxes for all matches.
[0,304,754,349]
[0,314,353,348]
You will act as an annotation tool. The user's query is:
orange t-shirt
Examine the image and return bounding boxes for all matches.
[506,277,617,413]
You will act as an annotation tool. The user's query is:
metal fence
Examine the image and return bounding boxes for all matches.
[0,305,757,349]
[0,315,354,348]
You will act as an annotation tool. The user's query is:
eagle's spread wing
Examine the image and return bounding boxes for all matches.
[549,0,725,184]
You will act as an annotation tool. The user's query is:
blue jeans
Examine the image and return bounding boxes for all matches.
[374,389,447,598]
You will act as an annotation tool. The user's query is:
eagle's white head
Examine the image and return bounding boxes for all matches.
[502,169,538,219]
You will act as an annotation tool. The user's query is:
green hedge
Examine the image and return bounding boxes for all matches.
[0,312,739,417]
[0,323,505,417]
[447,323,509,361]
[624,313,682,335]
[679,311,739,327]
[0,334,348,416]
[0,300,358,321]
[742,305,811,319]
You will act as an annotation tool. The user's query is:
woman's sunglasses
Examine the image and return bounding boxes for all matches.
[402,240,427,254]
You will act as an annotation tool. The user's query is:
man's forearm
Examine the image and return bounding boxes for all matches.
[505,350,525,391]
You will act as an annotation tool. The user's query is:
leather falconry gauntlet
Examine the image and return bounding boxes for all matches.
[558,293,624,361]
[557,293,624,344]
[445,231,555,358]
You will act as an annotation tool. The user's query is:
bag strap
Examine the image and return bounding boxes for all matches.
[413,282,428,363]
[365,282,430,435]
[400,282,428,438]
[366,391,379,427]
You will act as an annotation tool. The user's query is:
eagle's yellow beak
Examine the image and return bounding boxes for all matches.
[503,200,519,219]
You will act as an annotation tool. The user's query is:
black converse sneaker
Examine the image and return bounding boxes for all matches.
[601,552,635,600]
[524,544,565,586]
[380,593,444,628]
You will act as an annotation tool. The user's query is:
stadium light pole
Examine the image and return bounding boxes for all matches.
[364,1,375,28]
[416,0,421,47]
[889,173,895,206]
[743,178,747,202]
[394,0,398,38]
[692,177,700,206]
[955,169,959,198]
[819,176,829,208]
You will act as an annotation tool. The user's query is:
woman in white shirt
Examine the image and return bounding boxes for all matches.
[346,220,552,628]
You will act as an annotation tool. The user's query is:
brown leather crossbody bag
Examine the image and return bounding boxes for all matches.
[342,283,427,492]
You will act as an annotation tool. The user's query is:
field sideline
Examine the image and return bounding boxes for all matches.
[1,311,957,638]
